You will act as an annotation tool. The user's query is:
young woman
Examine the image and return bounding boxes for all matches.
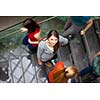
[48,61,79,83]
[20,18,42,54]
[37,30,69,75]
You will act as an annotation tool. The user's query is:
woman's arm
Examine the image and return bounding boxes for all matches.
[20,27,28,32]
[59,35,69,46]
[28,38,39,44]
[37,41,44,65]
[35,31,43,42]
[80,19,93,35]
[37,58,43,65]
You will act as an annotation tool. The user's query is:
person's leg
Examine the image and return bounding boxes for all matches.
[62,24,81,38]
[22,35,29,45]
[42,62,54,82]
[26,46,37,60]
[28,45,37,54]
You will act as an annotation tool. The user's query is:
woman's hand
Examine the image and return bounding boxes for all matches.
[38,59,43,65]
[80,30,86,35]
[38,61,43,65]
[20,27,28,32]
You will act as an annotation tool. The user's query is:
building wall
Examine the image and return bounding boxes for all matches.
[0,16,31,31]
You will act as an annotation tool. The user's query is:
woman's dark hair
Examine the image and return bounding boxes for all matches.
[23,18,40,33]
[47,30,60,53]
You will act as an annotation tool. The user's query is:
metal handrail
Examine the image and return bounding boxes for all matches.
[0,16,57,40]
[0,17,34,32]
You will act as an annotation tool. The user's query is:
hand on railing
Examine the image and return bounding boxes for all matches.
[80,30,86,36]
[20,27,28,32]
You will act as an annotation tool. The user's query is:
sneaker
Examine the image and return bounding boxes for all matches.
[51,59,58,66]
[28,47,37,54]
[28,50,36,54]
[68,34,75,41]
[27,55,31,60]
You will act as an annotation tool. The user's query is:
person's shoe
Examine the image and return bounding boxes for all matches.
[27,55,31,60]
[96,29,100,34]
[67,34,75,41]
[28,50,33,54]
[28,50,37,54]
[51,59,58,66]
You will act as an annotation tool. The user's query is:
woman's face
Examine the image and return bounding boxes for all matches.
[48,35,58,47]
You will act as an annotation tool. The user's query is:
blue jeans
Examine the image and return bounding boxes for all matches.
[23,35,37,53]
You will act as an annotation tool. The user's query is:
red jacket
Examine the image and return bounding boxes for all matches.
[48,62,64,83]
[28,28,40,47]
